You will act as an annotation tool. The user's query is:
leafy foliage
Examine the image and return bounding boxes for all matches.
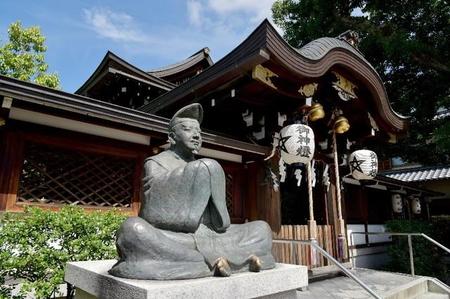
[0,206,126,299]
[0,21,60,89]
[385,220,448,281]
[272,0,450,163]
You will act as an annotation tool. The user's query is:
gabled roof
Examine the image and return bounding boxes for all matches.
[382,165,450,182]
[139,19,408,134]
[0,75,268,155]
[148,47,213,78]
[76,51,176,95]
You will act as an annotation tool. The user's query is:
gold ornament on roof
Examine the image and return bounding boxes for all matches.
[308,103,325,121]
[252,65,278,90]
[332,72,357,101]
[334,116,350,134]
[298,83,318,97]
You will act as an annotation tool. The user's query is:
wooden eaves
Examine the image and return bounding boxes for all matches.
[75,51,176,96]
[0,75,269,156]
[139,19,409,135]
[148,47,213,79]
[344,174,444,197]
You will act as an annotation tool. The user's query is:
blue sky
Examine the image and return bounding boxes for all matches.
[0,0,278,92]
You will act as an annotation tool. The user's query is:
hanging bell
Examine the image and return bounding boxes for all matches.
[308,103,325,121]
[334,116,350,134]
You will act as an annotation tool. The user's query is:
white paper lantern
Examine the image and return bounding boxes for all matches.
[279,124,315,164]
[391,193,403,213]
[348,150,378,180]
[411,197,421,214]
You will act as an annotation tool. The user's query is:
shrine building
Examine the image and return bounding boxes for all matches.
[0,20,441,268]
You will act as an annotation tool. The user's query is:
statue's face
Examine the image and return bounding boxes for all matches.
[171,118,202,154]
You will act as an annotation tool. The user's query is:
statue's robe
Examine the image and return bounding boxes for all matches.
[109,150,275,280]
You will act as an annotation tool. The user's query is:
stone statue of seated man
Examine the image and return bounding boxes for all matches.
[109,104,275,280]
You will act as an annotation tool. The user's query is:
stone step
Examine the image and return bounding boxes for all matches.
[308,262,353,282]
[298,268,450,299]
[414,292,449,299]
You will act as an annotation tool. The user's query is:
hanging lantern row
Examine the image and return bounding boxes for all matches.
[277,128,378,180]
[391,194,422,215]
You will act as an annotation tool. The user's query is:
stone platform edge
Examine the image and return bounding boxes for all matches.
[65,260,308,299]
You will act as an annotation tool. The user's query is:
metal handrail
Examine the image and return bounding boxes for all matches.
[273,239,382,299]
[349,232,450,276]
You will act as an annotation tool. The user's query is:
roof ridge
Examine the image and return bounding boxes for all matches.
[147,47,212,74]
[382,165,450,174]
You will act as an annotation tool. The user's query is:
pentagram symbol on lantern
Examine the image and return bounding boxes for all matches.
[278,135,292,153]
[349,155,365,173]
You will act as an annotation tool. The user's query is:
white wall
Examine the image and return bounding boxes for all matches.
[347,224,391,269]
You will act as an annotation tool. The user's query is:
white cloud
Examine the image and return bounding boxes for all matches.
[81,4,281,70]
[187,0,203,27]
[83,7,145,43]
[185,0,282,36]
[207,0,276,21]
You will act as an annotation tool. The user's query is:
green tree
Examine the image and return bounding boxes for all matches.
[0,21,60,89]
[272,0,450,164]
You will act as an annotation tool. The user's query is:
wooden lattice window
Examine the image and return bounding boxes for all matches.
[17,142,135,208]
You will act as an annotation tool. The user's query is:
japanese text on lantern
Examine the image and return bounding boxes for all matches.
[296,126,312,158]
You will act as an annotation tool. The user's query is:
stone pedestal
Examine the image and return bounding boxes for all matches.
[65,260,308,299]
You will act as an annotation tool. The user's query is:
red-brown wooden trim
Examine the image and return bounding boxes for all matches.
[23,131,143,159]
[0,130,25,211]
[131,154,146,215]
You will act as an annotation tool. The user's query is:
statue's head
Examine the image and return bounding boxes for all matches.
[168,104,203,155]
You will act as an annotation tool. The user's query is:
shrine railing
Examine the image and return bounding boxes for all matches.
[272,239,382,299]
[349,232,450,277]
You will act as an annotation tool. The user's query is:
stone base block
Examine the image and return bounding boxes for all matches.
[65,260,308,299]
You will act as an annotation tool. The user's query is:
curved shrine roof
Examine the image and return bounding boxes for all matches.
[139,19,408,134]
[148,47,213,79]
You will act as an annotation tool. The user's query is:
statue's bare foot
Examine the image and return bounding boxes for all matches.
[213,257,231,277]
[248,254,262,272]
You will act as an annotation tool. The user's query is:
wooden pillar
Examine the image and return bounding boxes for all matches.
[306,161,318,266]
[0,130,24,211]
[249,160,281,232]
[246,161,259,221]
[332,132,347,260]
[131,154,146,216]
[306,162,317,239]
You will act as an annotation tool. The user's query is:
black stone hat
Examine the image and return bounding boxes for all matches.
[169,103,203,127]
